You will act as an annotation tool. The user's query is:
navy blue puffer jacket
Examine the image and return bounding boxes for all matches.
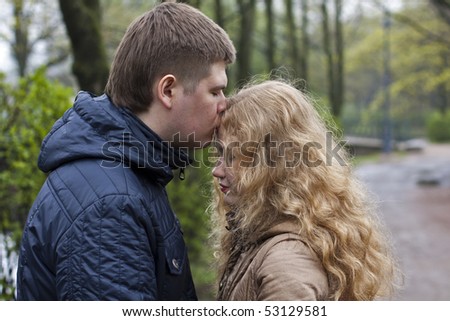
[16,91,197,300]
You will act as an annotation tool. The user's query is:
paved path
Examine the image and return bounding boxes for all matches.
[355,143,450,300]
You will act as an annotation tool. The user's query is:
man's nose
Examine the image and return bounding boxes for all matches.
[217,94,226,114]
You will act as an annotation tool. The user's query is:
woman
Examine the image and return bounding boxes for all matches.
[210,80,399,300]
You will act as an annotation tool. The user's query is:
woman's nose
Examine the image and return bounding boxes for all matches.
[212,157,224,178]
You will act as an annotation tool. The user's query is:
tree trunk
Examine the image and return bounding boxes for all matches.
[12,0,31,77]
[215,0,225,28]
[321,0,335,114]
[430,0,450,26]
[175,0,202,7]
[285,0,300,78]
[334,0,344,117]
[300,0,309,84]
[236,0,256,85]
[59,0,109,94]
[265,0,276,71]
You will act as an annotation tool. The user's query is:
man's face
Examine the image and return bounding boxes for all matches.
[171,61,228,149]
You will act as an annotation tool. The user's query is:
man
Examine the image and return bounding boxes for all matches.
[16,2,235,300]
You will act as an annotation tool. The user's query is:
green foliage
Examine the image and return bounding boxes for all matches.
[101,0,160,61]
[0,67,74,300]
[426,111,450,142]
[343,2,449,140]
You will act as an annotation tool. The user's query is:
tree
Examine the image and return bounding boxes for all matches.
[321,0,335,111]
[100,0,158,62]
[430,0,450,26]
[12,0,30,77]
[59,0,109,94]
[343,1,450,140]
[334,0,344,118]
[285,0,300,78]
[236,0,256,85]
[263,0,276,72]
[0,68,73,299]
[0,0,70,78]
[215,0,225,28]
[320,0,344,117]
[176,0,202,7]
[300,0,310,84]
[390,3,450,117]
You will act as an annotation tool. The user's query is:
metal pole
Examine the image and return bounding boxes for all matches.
[382,7,392,154]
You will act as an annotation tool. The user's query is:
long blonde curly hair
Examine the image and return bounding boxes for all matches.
[210,80,400,300]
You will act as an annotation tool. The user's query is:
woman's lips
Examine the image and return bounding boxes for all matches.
[219,184,229,194]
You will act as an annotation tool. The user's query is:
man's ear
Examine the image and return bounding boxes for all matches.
[156,74,177,109]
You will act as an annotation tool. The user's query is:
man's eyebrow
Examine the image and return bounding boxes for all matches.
[210,84,226,91]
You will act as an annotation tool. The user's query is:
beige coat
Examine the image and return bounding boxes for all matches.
[218,221,329,300]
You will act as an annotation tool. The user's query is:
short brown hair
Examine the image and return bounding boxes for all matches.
[105,2,236,112]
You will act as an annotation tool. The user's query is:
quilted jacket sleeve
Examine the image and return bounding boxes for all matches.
[55,194,157,300]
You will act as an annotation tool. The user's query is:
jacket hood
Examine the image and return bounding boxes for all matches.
[38,91,189,185]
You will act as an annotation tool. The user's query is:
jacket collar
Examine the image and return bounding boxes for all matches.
[38,91,191,186]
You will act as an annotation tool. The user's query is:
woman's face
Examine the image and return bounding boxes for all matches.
[211,131,239,206]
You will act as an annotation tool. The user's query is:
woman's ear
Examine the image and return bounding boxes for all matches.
[156,74,177,109]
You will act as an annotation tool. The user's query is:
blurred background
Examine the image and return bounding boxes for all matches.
[0,0,449,300]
